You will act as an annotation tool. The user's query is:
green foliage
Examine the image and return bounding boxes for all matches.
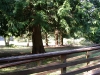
[0,0,100,43]
[0,12,8,36]
[0,0,16,37]
[57,0,100,40]
[58,0,71,17]
[0,0,14,16]
[88,28,100,44]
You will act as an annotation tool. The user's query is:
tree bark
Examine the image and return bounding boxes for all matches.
[32,25,45,54]
[55,29,59,46]
[55,34,58,46]
[60,32,63,46]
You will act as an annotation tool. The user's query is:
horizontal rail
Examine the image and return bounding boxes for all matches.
[67,56,100,67]
[0,45,100,75]
[0,46,100,63]
[1,55,100,75]
[0,58,44,69]
[92,69,100,75]
[0,53,87,69]
[1,62,61,75]
[61,63,100,75]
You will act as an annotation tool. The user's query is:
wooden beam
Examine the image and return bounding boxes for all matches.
[61,55,66,74]
[61,63,100,75]
[0,46,100,63]
[1,56,100,75]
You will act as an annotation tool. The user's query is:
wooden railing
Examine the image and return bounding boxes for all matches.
[0,45,100,75]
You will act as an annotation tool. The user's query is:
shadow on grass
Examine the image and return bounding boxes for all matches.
[45,45,82,52]
[0,45,82,58]
[0,47,32,58]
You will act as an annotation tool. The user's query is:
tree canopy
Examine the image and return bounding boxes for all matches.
[0,0,100,53]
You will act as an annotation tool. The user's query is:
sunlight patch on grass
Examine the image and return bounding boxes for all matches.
[47,70,60,75]
[29,70,60,75]
[0,67,17,73]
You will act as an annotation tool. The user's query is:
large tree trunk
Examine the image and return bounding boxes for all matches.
[32,25,45,54]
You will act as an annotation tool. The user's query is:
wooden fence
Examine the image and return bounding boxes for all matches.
[0,45,100,75]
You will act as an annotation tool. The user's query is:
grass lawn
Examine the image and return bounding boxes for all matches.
[0,45,81,58]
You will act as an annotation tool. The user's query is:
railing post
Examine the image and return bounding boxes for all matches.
[37,60,41,66]
[86,51,90,65]
[61,55,67,74]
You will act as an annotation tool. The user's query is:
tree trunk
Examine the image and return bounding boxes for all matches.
[32,25,45,54]
[45,32,48,46]
[55,28,59,46]
[60,32,63,46]
[55,34,58,46]
[27,38,29,47]
[4,37,10,46]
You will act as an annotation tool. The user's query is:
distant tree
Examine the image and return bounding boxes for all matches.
[0,0,100,53]
[0,0,15,46]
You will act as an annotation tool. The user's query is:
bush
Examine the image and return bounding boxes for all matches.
[87,29,100,44]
